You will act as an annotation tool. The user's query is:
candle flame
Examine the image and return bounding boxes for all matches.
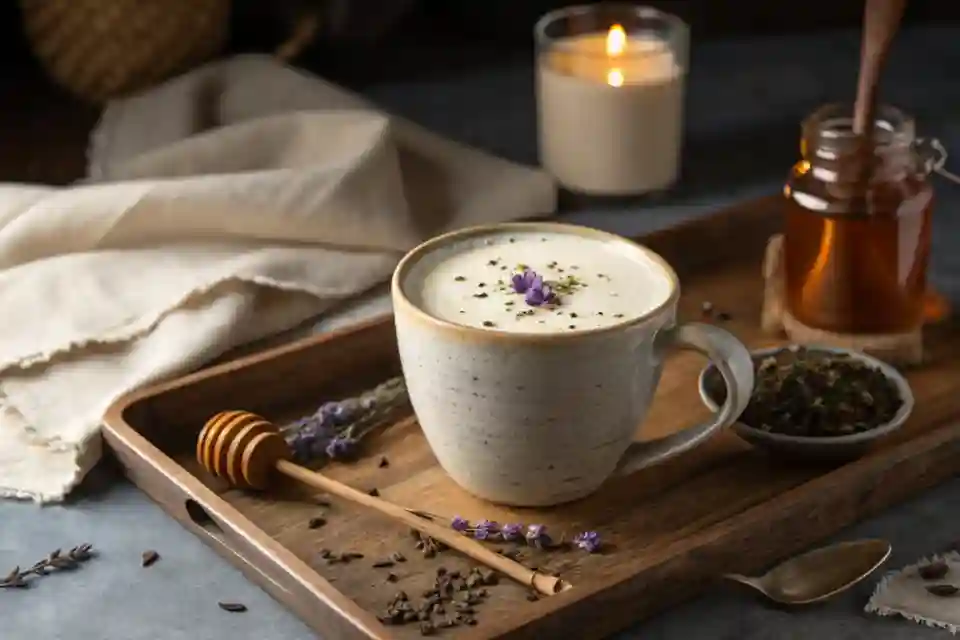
[606,24,626,87]
[606,24,626,57]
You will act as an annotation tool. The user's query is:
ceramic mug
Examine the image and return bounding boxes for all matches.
[391,222,754,507]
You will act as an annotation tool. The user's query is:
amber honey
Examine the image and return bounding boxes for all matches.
[783,104,935,335]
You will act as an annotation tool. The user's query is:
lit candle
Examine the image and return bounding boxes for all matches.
[535,8,688,196]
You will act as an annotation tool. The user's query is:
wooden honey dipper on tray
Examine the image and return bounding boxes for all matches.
[197,410,569,596]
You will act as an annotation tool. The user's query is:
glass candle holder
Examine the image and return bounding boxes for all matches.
[534,4,688,196]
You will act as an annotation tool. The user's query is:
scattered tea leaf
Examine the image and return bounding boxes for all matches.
[926,584,959,597]
[378,456,389,468]
[373,559,395,569]
[368,488,380,497]
[141,550,160,568]
[308,517,327,530]
[919,560,950,581]
[218,602,248,612]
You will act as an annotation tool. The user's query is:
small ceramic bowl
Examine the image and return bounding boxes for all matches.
[698,345,915,463]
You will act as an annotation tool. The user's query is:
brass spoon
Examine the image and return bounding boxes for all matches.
[724,539,892,605]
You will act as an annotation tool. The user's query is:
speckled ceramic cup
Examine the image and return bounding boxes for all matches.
[391,222,755,507]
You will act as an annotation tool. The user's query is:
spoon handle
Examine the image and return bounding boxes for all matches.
[853,0,908,135]
[722,573,760,588]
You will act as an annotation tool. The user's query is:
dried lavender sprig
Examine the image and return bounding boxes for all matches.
[0,544,95,589]
[450,516,602,553]
[280,376,408,439]
[281,376,409,463]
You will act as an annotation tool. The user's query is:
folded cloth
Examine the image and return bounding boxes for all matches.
[0,54,556,503]
[866,551,960,633]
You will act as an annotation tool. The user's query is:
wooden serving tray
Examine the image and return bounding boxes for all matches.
[102,197,960,640]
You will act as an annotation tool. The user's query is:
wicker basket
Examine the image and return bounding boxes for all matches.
[19,0,232,104]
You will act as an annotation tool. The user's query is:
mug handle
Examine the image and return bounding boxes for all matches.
[613,322,754,477]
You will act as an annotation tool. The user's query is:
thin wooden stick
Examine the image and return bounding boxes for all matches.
[276,460,570,596]
[853,0,907,136]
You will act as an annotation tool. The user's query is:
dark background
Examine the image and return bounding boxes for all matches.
[228,0,960,84]
[3,1,960,82]
[1,0,957,185]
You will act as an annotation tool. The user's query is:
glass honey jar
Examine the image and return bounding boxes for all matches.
[782,103,934,336]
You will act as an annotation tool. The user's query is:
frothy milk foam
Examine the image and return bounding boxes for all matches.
[404,229,674,333]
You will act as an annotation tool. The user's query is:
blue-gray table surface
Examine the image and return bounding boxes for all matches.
[3,26,960,640]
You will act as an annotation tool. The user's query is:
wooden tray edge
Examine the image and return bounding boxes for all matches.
[102,387,397,640]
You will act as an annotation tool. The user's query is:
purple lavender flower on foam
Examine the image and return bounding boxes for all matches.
[451,516,470,532]
[500,523,523,542]
[573,531,602,553]
[511,269,558,306]
[511,269,538,293]
[524,281,556,307]
[325,435,358,460]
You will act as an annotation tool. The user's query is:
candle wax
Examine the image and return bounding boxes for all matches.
[536,33,685,196]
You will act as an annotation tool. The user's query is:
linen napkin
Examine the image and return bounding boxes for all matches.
[0,54,556,503]
[866,551,960,633]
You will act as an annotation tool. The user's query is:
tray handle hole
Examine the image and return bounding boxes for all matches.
[184,500,293,597]
[185,499,223,533]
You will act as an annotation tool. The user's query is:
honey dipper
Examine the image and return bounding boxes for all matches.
[197,410,569,596]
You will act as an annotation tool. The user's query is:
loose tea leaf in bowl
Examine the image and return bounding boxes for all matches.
[705,347,904,438]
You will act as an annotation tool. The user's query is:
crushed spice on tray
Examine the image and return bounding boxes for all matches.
[320,549,365,565]
[377,566,496,633]
[704,347,903,438]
